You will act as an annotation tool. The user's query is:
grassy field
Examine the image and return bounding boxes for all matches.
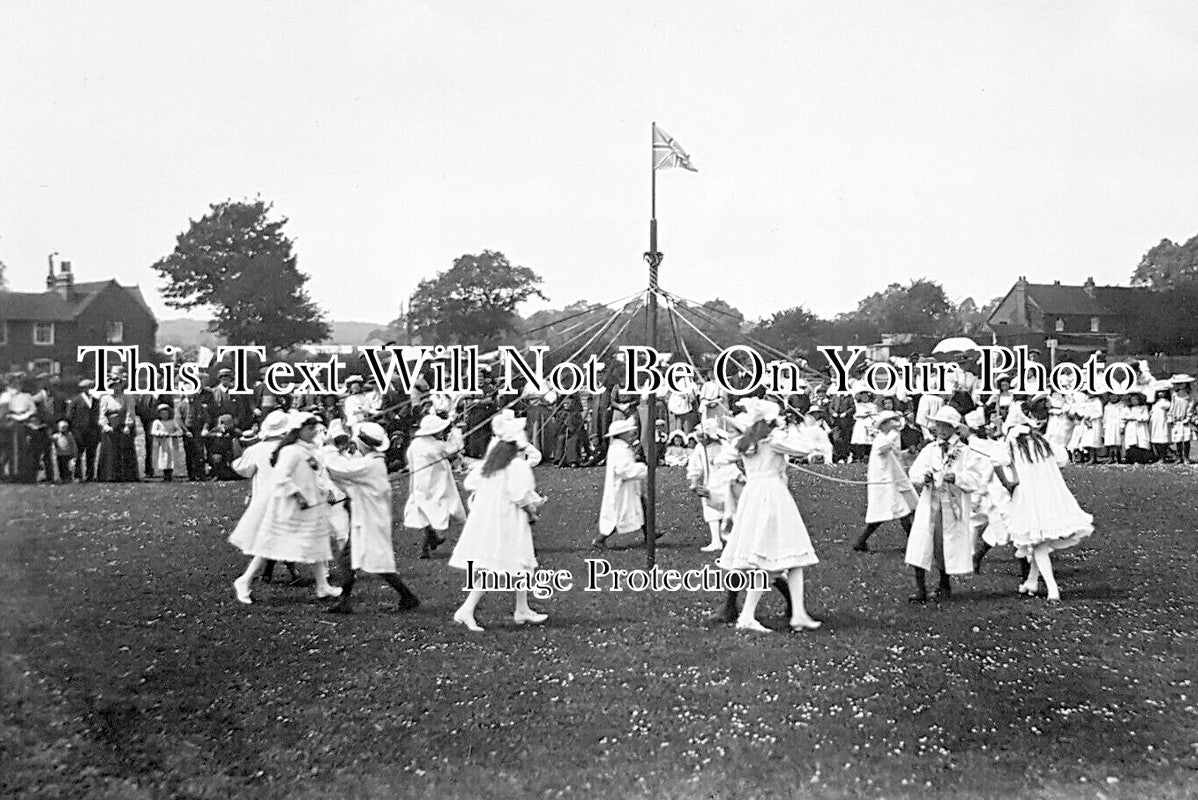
[2,463,1197,799]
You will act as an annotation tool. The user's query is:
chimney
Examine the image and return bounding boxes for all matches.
[1083,276,1096,298]
[47,259,74,299]
[1013,276,1029,326]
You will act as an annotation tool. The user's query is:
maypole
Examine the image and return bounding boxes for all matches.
[645,123,697,568]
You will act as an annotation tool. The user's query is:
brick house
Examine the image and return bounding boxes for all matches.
[986,276,1151,360]
[0,261,157,377]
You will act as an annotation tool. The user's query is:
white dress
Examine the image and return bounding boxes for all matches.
[150,419,185,471]
[449,459,542,576]
[325,451,397,574]
[904,437,982,575]
[1067,397,1103,450]
[1004,433,1093,558]
[1169,394,1192,442]
[1150,399,1172,444]
[851,401,878,446]
[966,437,1013,547]
[865,429,918,523]
[241,441,334,564]
[227,440,279,554]
[598,439,647,535]
[1102,403,1125,447]
[686,441,739,524]
[403,433,466,530]
[1045,394,1074,450]
[717,429,818,573]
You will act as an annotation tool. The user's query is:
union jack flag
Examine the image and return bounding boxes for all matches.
[652,124,698,172]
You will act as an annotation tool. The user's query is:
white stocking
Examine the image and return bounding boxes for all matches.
[1032,545,1059,600]
[238,556,266,584]
[786,568,813,624]
[459,589,484,617]
[313,561,332,591]
[738,588,765,624]
[1023,555,1040,590]
[514,590,533,614]
[706,521,722,548]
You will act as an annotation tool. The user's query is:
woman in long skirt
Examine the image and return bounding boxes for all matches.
[231,412,342,604]
[96,373,139,482]
[1004,403,1093,602]
[449,417,546,632]
[717,399,821,633]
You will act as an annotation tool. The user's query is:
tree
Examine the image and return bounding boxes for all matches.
[151,200,330,354]
[1130,236,1198,289]
[853,279,955,336]
[408,251,546,348]
[953,296,1002,335]
[752,306,823,357]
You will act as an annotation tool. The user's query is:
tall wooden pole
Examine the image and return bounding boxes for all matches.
[644,124,661,568]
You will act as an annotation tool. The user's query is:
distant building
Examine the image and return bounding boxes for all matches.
[0,260,157,377]
[986,276,1151,359]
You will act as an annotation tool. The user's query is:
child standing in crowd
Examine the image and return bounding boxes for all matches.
[403,413,466,559]
[324,422,420,614]
[853,411,917,553]
[150,403,185,482]
[231,412,342,604]
[664,431,690,467]
[1004,403,1094,602]
[717,399,821,634]
[450,417,547,632]
[1149,383,1173,463]
[1169,375,1193,464]
[849,384,877,462]
[1045,391,1073,453]
[1069,392,1104,464]
[592,418,647,549]
[687,421,736,553]
[1102,392,1125,464]
[905,406,980,602]
[1122,390,1153,463]
[51,420,78,483]
[797,409,834,464]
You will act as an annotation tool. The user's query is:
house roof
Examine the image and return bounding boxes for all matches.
[0,280,156,322]
[1023,283,1147,316]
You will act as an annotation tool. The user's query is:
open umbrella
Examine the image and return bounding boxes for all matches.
[931,336,980,354]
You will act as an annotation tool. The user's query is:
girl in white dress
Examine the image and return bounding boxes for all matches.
[403,414,466,558]
[1004,403,1093,602]
[1149,384,1173,462]
[229,410,293,598]
[324,422,420,614]
[1045,392,1074,452]
[231,412,342,604]
[717,399,820,633]
[963,409,1021,576]
[686,421,737,552]
[1101,393,1125,464]
[849,385,877,462]
[149,404,185,481]
[592,418,647,549]
[853,411,917,553]
[1122,390,1152,463]
[449,417,547,632]
[1068,393,1104,464]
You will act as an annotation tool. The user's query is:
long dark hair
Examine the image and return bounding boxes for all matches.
[735,420,774,455]
[269,429,302,467]
[1009,428,1053,463]
[481,440,519,477]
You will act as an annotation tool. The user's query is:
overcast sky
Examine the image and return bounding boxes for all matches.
[2,2,1196,327]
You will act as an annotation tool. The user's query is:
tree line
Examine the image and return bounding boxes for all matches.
[146,199,1198,360]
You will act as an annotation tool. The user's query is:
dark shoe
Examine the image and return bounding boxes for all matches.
[419,545,432,560]
[972,552,985,574]
[397,594,420,611]
[908,590,929,604]
[705,612,736,625]
[852,540,870,553]
[590,536,608,550]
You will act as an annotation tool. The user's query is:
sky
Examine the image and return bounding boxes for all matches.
[2,1,1197,328]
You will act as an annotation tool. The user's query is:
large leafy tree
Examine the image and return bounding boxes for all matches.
[1130,235,1198,289]
[853,278,955,336]
[409,251,546,348]
[752,305,823,357]
[152,200,329,354]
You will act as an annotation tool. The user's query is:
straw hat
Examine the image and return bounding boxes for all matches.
[931,406,963,427]
[288,410,321,431]
[1170,374,1194,385]
[259,410,292,439]
[353,421,390,452]
[736,397,781,425]
[413,413,451,437]
[326,418,350,441]
[495,416,528,444]
[490,407,516,433]
[873,410,905,429]
[605,418,638,438]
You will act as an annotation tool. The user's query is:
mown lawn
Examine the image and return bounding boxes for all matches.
[2,463,1197,799]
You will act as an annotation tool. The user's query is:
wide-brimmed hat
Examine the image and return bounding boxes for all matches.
[326,418,350,441]
[239,430,259,444]
[873,410,904,429]
[697,420,728,441]
[353,421,390,452]
[414,413,451,437]
[288,410,321,431]
[1170,374,1194,385]
[490,408,516,433]
[259,410,292,439]
[217,368,233,378]
[344,375,363,386]
[605,418,638,438]
[931,406,963,427]
[156,403,171,412]
[495,416,528,445]
[736,397,781,425]
[666,428,688,443]
[963,408,986,430]
[78,378,96,389]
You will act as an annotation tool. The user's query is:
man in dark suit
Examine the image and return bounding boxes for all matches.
[66,379,101,481]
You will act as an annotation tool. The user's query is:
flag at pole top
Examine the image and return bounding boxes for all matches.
[652,124,698,172]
